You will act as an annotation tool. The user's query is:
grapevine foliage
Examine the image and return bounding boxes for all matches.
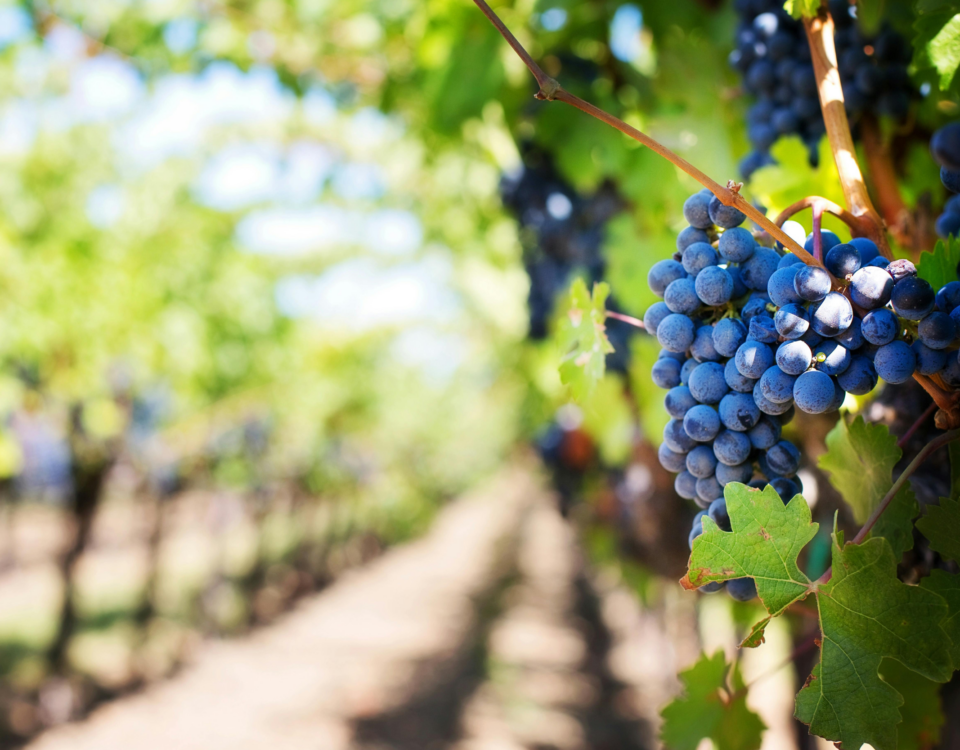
[913,0,960,91]
[917,496,960,562]
[917,236,960,290]
[558,278,613,401]
[818,415,918,558]
[794,536,951,750]
[681,484,816,642]
[669,413,960,749]
[681,480,953,750]
[659,651,765,750]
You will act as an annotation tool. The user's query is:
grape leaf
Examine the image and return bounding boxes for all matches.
[921,570,960,667]
[916,496,960,562]
[557,278,613,402]
[783,0,823,19]
[913,2,960,92]
[660,651,765,750]
[682,483,817,638]
[917,237,960,291]
[683,484,954,750]
[818,415,918,557]
[878,659,944,750]
[870,481,919,561]
[795,536,952,750]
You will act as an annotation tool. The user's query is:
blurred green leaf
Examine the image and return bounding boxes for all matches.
[660,651,765,750]
[557,278,613,402]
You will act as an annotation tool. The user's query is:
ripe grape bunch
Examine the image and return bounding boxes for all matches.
[647,189,960,601]
[501,150,636,372]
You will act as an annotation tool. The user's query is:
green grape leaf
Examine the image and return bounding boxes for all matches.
[818,416,918,557]
[557,279,613,403]
[920,570,960,668]
[878,659,944,750]
[795,536,952,750]
[683,486,954,750]
[913,3,960,92]
[660,651,765,750]
[917,237,960,291]
[783,0,823,18]
[870,481,920,561]
[916,496,960,562]
[682,483,817,623]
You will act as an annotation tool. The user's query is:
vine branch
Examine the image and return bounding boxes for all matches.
[606,311,645,329]
[471,0,825,269]
[897,402,937,448]
[803,10,891,259]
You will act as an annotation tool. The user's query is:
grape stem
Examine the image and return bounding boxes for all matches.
[812,201,824,264]
[605,311,645,329]
[817,428,960,584]
[469,0,826,270]
[774,196,862,238]
[896,401,937,448]
[803,10,891,260]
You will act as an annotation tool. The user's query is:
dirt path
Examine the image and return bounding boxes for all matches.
[24,465,789,750]
[26,467,534,750]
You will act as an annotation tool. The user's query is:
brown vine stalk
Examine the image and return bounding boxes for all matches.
[803,11,891,259]
[470,0,827,271]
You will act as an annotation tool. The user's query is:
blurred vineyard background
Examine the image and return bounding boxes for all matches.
[0,0,957,748]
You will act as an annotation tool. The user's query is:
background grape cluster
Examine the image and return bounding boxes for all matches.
[648,188,960,601]
[500,148,636,372]
[933,123,960,239]
[731,0,914,177]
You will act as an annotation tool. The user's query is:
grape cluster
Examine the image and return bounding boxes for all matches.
[648,189,811,602]
[933,123,960,239]
[501,149,636,373]
[649,189,960,599]
[731,0,914,178]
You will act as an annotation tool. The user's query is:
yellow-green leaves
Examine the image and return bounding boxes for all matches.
[795,537,952,750]
[558,278,613,402]
[660,652,765,750]
[820,416,901,522]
